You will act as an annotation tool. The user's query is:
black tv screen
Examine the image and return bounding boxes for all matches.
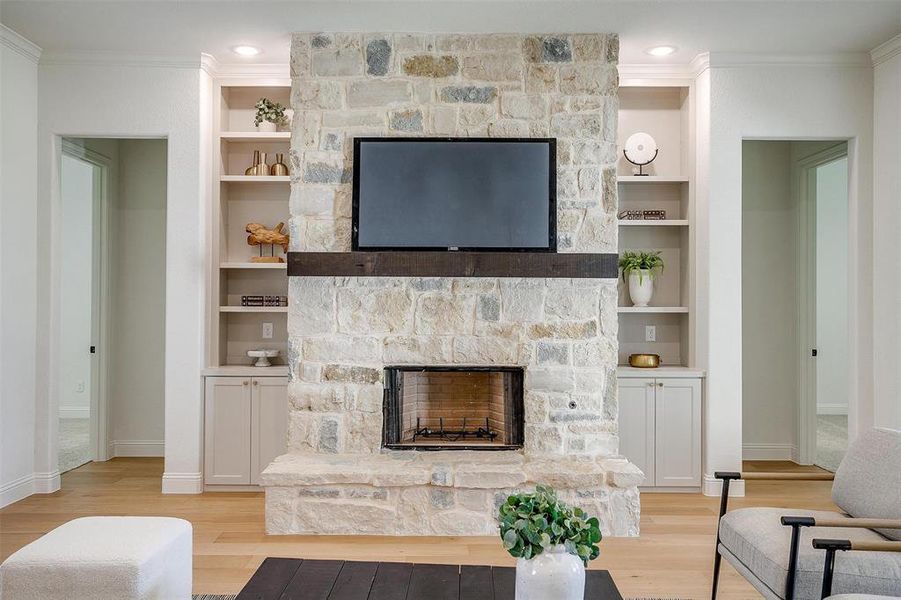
[352,138,556,251]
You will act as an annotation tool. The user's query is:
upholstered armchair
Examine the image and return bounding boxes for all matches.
[710,428,901,600]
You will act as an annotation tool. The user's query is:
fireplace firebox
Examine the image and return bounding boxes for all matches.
[382,366,524,450]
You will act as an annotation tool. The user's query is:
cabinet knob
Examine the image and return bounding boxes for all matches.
[243,380,249,386]
[253,380,259,386]
[658,382,664,387]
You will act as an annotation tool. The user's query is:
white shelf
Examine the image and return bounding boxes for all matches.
[220,132,291,142]
[220,175,290,183]
[618,306,689,314]
[220,262,287,270]
[617,175,690,183]
[219,306,288,313]
[619,220,689,227]
[617,366,706,378]
[202,365,289,377]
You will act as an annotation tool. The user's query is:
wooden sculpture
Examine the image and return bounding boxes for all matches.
[246,222,289,263]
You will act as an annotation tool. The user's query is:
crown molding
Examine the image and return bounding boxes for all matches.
[619,53,708,84]
[871,33,901,66]
[707,51,871,68]
[40,51,202,69]
[1,24,42,64]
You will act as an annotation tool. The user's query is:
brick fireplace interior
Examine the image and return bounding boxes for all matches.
[385,366,524,450]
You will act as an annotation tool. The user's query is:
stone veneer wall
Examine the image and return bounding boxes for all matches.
[286,32,621,458]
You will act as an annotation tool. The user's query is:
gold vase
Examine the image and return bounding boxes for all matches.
[270,153,289,176]
[244,150,261,176]
[254,152,269,176]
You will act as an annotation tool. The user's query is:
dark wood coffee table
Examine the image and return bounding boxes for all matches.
[236,557,623,600]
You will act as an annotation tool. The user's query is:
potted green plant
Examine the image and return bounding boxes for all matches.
[619,250,664,307]
[498,485,602,600]
[254,98,288,133]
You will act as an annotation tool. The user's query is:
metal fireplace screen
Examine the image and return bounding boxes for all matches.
[382,366,524,450]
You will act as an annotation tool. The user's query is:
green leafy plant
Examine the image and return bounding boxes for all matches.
[619,250,664,283]
[498,485,602,565]
[254,98,288,127]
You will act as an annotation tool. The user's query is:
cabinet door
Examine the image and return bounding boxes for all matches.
[617,378,656,486]
[654,378,702,487]
[250,377,288,485]
[204,377,252,485]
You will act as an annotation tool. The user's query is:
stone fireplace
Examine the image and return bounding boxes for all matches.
[262,31,642,537]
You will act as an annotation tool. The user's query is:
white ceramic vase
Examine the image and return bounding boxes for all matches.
[515,545,585,600]
[628,270,654,307]
[257,121,277,133]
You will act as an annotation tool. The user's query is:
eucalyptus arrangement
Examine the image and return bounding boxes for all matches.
[499,485,602,564]
[619,251,664,307]
[618,250,664,283]
[253,98,288,128]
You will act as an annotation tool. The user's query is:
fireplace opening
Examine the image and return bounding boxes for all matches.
[382,366,524,450]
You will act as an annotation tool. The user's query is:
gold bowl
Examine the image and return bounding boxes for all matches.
[628,353,660,368]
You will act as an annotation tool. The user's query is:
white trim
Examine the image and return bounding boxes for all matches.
[109,440,165,457]
[0,24,42,63]
[708,52,871,68]
[162,472,203,494]
[33,470,61,493]
[59,407,90,419]
[40,51,202,69]
[742,443,799,461]
[702,475,745,498]
[871,33,901,66]
[817,404,849,416]
[0,474,35,508]
[202,54,290,81]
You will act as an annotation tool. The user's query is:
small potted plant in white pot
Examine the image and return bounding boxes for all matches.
[499,485,602,600]
[619,250,664,307]
[254,98,288,133]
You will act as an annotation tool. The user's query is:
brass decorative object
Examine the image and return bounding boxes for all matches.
[270,153,289,176]
[628,353,660,368]
[254,152,269,176]
[246,222,289,263]
[245,150,261,176]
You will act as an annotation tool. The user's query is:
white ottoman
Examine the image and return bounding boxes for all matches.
[0,516,192,600]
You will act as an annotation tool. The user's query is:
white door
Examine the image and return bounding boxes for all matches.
[617,378,656,486]
[654,378,701,487]
[250,377,288,485]
[204,377,252,485]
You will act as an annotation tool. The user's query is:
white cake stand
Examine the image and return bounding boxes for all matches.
[247,349,279,367]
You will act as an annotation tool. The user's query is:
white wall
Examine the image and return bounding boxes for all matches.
[0,26,41,507]
[58,154,95,420]
[741,141,798,458]
[872,36,901,432]
[816,156,849,416]
[699,56,874,494]
[36,60,206,493]
[108,139,167,456]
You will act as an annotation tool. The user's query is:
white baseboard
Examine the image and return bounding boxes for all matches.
[702,474,746,497]
[817,404,849,416]
[109,440,164,457]
[162,472,203,494]
[743,443,799,461]
[59,407,89,419]
[1,470,61,508]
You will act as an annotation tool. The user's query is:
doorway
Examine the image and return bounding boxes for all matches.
[57,138,168,472]
[741,140,849,470]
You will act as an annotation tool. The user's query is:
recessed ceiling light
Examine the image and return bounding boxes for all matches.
[232,45,261,57]
[646,45,677,57]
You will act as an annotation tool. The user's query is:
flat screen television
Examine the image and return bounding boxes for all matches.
[352,137,556,252]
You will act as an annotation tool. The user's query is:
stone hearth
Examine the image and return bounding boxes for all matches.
[262,31,642,537]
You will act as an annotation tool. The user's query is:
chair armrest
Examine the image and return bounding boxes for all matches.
[741,472,834,481]
[810,517,901,529]
[812,538,901,598]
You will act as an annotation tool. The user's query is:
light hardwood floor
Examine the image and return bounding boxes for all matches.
[0,458,836,598]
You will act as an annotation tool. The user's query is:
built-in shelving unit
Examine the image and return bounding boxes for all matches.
[617,83,695,368]
[208,80,291,369]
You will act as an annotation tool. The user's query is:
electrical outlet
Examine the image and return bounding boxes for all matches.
[76,381,85,393]
[645,325,656,342]
[262,322,273,339]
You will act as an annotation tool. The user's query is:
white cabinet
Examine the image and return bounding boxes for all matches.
[204,375,287,486]
[618,376,702,488]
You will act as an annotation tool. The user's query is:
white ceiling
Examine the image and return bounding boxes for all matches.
[2,0,899,65]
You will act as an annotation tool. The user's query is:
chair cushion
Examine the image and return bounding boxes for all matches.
[719,507,901,600]
[832,427,901,540]
[826,596,901,600]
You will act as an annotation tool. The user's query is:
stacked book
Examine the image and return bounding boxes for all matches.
[241,295,288,307]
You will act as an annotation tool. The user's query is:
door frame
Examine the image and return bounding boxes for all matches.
[60,139,113,462]
[796,143,849,465]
